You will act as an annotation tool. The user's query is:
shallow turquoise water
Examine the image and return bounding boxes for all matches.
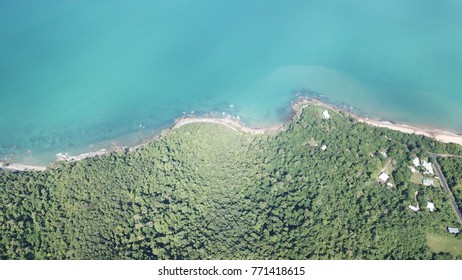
[1,0,462,164]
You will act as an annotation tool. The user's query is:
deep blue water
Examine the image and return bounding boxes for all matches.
[1,0,462,165]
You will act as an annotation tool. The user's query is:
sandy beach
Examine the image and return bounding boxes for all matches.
[357,118,462,146]
[55,149,109,162]
[2,97,462,172]
[0,162,46,172]
[0,150,111,172]
[173,117,284,135]
[294,98,462,146]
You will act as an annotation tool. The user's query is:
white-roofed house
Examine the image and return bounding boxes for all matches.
[422,178,435,187]
[378,172,389,183]
[409,205,419,212]
[421,160,434,175]
[322,110,330,120]
[413,157,420,167]
[321,144,327,151]
[447,227,460,235]
[426,202,435,212]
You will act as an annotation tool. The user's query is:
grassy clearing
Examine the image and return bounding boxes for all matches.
[384,160,393,174]
[409,172,441,189]
[306,137,319,147]
[410,173,422,185]
[426,233,462,257]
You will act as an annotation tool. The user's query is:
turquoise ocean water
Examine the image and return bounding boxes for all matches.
[1,0,462,165]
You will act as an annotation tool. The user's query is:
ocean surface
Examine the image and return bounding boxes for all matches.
[1,0,462,165]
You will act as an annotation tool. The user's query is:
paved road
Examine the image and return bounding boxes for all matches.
[430,154,462,224]
[430,153,462,159]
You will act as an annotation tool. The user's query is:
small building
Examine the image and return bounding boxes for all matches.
[421,160,434,175]
[409,167,417,173]
[422,178,435,187]
[447,227,460,235]
[413,157,420,167]
[380,151,387,158]
[322,110,331,120]
[426,202,435,212]
[378,172,389,183]
[409,205,419,212]
[387,182,393,188]
[321,144,327,151]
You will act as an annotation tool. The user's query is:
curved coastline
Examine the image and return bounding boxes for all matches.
[173,116,284,135]
[297,98,462,146]
[2,97,462,172]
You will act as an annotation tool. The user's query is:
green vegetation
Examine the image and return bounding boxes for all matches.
[410,173,423,185]
[1,105,462,259]
[439,157,462,211]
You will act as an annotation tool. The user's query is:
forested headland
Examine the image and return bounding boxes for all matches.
[1,104,462,259]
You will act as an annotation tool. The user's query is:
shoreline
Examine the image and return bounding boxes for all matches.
[357,117,462,145]
[173,116,284,135]
[2,97,462,172]
[295,98,462,146]
[294,98,462,145]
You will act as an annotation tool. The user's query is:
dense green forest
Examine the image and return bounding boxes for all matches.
[1,104,462,259]
[439,157,462,212]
